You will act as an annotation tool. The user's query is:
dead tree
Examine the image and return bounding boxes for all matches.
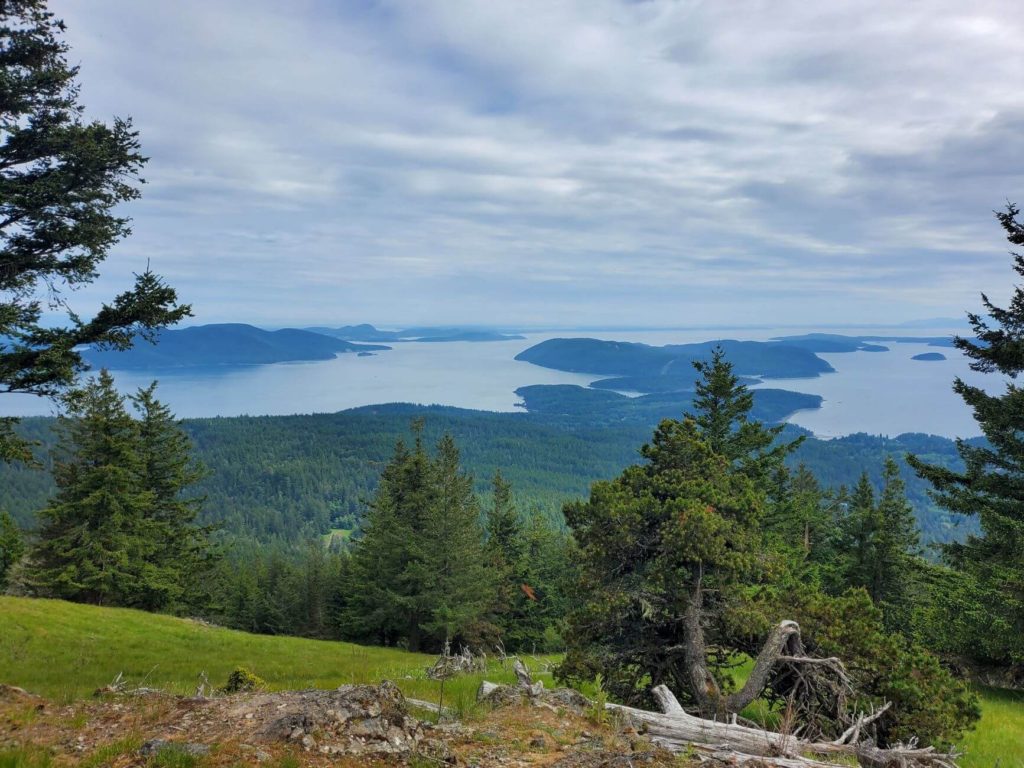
[682,574,850,731]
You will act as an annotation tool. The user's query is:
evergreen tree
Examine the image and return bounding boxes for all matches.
[908,203,1024,664]
[421,434,492,645]
[343,425,490,652]
[689,346,802,479]
[557,417,764,709]
[131,383,213,610]
[832,462,921,625]
[0,510,24,589]
[27,372,211,608]
[27,371,153,605]
[764,464,829,557]
[486,470,528,646]
[0,1,189,463]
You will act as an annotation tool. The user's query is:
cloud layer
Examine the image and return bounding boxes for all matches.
[51,0,1024,327]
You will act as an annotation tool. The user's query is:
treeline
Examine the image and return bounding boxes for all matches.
[0,407,974,545]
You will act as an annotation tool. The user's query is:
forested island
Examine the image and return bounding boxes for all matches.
[83,323,389,369]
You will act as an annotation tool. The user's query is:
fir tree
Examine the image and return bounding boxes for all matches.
[131,382,213,610]
[689,346,802,479]
[0,1,190,463]
[421,434,492,645]
[908,203,1024,663]
[343,425,490,652]
[0,510,24,589]
[27,372,212,609]
[833,462,921,624]
[28,371,152,605]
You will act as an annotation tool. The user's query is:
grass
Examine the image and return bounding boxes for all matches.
[0,596,553,708]
[959,687,1024,768]
[2,597,1021,766]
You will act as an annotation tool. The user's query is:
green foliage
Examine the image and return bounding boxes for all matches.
[585,673,609,726]
[341,426,493,652]
[827,460,921,626]
[0,510,24,589]
[770,589,979,747]
[0,0,189,463]
[0,409,979,547]
[26,373,213,609]
[907,204,1024,666]
[220,666,265,693]
[688,345,802,478]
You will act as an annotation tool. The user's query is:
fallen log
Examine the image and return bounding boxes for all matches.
[604,685,959,768]
[477,665,961,768]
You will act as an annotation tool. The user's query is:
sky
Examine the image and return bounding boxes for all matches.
[49,0,1024,328]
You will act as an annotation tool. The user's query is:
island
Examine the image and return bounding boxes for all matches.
[912,352,946,361]
[83,324,390,370]
[514,384,822,428]
[515,337,835,394]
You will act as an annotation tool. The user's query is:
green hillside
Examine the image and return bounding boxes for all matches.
[0,597,1018,766]
[0,597,543,706]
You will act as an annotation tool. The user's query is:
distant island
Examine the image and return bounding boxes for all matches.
[306,324,524,343]
[773,332,956,349]
[515,338,835,394]
[514,384,822,428]
[83,324,389,370]
[912,352,947,361]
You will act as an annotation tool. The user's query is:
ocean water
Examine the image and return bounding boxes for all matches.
[0,325,988,439]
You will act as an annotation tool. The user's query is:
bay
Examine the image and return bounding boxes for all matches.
[0,325,988,439]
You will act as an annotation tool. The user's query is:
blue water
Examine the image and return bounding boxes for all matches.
[0,326,987,439]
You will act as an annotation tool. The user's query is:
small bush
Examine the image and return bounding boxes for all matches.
[220,666,265,694]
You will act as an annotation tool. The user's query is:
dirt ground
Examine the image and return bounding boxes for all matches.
[0,683,692,768]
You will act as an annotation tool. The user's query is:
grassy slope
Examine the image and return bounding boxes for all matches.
[0,597,549,714]
[0,597,1020,767]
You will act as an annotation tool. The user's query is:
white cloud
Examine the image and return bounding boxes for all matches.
[47,0,1024,326]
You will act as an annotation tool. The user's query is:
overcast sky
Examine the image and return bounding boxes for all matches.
[51,0,1024,328]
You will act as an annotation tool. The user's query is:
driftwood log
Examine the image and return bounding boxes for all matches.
[479,663,961,768]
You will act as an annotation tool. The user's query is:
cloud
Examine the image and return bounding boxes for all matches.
[44,0,1024,327]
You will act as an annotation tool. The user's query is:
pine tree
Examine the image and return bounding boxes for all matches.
[908,204,1024,663]
[131,383,213,610]
[421,434,492,645]
[343,425,490,652]
[27,373,212,609]
[689,346,802,479]
[28,371,152,605]
[0,1,189,463]
[0,510,24,589]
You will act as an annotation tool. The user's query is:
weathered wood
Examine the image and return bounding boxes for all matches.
[651,684,685,716]
[603,695,959,768]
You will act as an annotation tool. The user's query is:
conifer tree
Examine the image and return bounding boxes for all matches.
[27,372,211,608]
[0,510,24,589]
[832,462,920,624]
[343,425,490,651]
[0,1,190,463]
[421,434,492,645]
[908,204,1024,663]
[131,383,213,610]
[28,371,152,605]
[689,346,802,479]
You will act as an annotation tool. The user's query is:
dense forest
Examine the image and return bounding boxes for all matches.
[0,405,975,545]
